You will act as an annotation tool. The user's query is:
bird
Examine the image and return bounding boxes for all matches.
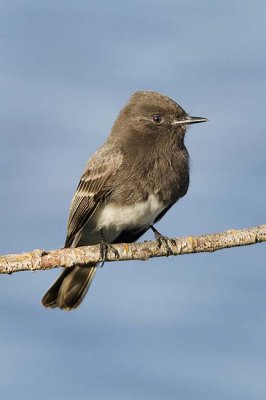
[41,90,207,310]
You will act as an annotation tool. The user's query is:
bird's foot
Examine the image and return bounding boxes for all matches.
[150,225,175,256]
[99,230,119,267]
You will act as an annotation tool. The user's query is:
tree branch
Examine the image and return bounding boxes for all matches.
[0,224,265,275]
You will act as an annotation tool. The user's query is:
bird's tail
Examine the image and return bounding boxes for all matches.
[41,264,97,310]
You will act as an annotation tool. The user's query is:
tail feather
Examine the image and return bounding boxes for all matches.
[41,268,71,308]
[41,264,97,310]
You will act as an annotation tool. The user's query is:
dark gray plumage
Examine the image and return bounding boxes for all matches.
[41,91,207,310]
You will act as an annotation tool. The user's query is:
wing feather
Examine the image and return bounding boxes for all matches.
[65,146,123,247]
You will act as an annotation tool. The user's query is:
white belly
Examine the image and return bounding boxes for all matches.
[72,194,165,247]
[96,194,165,235]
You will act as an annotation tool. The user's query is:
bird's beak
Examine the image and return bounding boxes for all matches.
[172,116,208,126]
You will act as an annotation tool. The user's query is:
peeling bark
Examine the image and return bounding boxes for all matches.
[0,224,265,274]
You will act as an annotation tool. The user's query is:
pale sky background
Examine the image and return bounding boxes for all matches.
[0,1,266,399]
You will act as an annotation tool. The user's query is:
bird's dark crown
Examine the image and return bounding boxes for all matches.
[113,90,188,133]
[129,91,187,121]
[131,90,183,110]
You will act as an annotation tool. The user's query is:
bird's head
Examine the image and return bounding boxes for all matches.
[109,91,207,146]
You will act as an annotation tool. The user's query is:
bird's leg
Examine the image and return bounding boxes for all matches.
[99,229,119,267]
[150,225,175,256]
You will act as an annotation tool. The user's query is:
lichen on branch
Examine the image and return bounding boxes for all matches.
[0,224,265,275]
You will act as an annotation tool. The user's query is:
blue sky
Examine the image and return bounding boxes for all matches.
[0,1,266,399]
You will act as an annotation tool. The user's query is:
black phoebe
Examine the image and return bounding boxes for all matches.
[42,91,207,310]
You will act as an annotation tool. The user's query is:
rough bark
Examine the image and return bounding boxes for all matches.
[0,224,265,275]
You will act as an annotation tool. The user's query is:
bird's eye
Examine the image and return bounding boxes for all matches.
[152,115,162,124]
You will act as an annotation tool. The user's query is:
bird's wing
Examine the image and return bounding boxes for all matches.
[65,146,123,247]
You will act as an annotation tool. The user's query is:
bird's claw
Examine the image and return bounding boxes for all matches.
[150,225,175,256]
[99,237,119,267]
[156,235,175,256]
